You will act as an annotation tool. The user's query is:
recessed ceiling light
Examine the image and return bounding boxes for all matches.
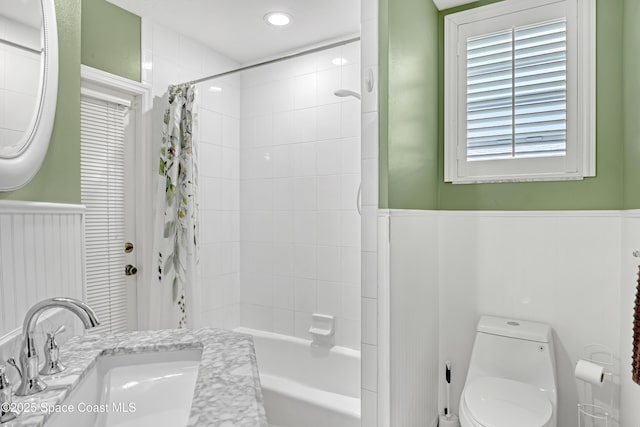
[264,12,291,26]
[332,57,348,66]
[208,86,222,93]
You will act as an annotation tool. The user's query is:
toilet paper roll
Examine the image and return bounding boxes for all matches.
[575,359,605,387]
[439,414,460,427]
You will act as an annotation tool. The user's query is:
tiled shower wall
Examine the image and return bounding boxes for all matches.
[141,19,242,329]
[239,41,362,349]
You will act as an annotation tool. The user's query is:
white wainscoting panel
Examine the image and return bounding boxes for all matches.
[620,211,640,427]
[0,201,85,338]
[388,210,439,427]
[436,211,622,427]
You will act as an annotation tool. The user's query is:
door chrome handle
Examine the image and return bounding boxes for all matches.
[125,264,137,276]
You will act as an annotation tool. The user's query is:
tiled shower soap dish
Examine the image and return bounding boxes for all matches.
[309,314,335,338]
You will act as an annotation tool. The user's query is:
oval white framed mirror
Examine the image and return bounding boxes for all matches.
[0,0,58,191]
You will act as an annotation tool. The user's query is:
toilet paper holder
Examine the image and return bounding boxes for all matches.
[576,344,614,427]
[581,344,614,380]
[578,403,609,427]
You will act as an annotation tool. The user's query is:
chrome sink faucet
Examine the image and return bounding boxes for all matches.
[13,297,100,396]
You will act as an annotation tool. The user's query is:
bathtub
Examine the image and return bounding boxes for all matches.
[235,327,361,427]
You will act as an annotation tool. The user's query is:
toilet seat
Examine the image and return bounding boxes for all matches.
[463,377,552,427]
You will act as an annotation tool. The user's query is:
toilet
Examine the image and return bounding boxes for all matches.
[459,316,557,427]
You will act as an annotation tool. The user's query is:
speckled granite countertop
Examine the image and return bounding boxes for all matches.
[6,328,268,427]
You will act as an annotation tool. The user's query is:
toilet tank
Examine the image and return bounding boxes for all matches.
[466,316,557,403]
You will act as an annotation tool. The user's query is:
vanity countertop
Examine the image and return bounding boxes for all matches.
[7,328,268,427]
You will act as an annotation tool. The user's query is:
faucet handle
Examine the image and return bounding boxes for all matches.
[39,327,66,376]
[6,359,21,381]
[0,364,18,424]
[51,325,66,338]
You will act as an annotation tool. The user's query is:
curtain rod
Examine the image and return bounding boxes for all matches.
[0,38,42,55]
[179,36,361,87]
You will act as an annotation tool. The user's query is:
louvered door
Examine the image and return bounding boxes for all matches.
[80,95,137,334]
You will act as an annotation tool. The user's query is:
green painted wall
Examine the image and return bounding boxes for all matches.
[81,0,141,82]
[623,0,640,209]
[381,0,627,210]
[382,0,440,210]
[0,0,81,203]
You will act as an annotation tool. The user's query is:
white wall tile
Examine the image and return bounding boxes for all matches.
[361,19,379,68]
[272,79,295,112]
[317,68,342,105]
[273,178,294,210]
[273,243,294,276]
[293,177,318,211]
[273,212,294,243]
[318,175,342,210]
[273,276,295,310]
[292,142,317,176]
[362,251,377,299]
[316,104,342,141]
[342,137,362,174]
[293,108,317,143]
[341,100,361,138]
[294,74,317,110]
[317,212,341,246]
[362,344,378,392]
[342,285,362,321]
[362,0,378,21]
[273,111,296,146]
[342,247,362,285]
[341,211,362,248]
[241,179,273,211]
[317,140,343,176]
[341,174,361,211]
[361,389,378,427]
[317,281,342,317]
[238,41,361,350]
[318,246,341,282]
[293,244,317,279]
[294,212,317,244]
[294,278,317,313]
[273,308,295,336]
[361,159,379,206]
[342,64,361,95]
[362,297,378,345]
[294,310,313,340]
[362,112,379,159]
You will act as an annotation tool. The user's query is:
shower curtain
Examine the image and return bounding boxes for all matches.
[152,84,200,330]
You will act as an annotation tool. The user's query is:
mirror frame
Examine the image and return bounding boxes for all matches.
[0,0,58,191]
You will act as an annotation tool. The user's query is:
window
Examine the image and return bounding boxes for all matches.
[444,0,595,184]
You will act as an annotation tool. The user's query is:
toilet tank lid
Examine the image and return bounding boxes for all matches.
[477,316,552,343]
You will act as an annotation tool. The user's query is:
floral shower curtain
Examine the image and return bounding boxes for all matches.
[152,84,200,329]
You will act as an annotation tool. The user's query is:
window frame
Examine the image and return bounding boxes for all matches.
[444,0,596,184]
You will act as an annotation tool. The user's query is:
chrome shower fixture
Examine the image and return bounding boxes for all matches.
[333,89,361,100]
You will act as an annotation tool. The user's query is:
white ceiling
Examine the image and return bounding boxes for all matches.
[108,0,360,64]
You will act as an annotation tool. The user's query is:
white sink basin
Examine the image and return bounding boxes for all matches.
[46,349,202,427]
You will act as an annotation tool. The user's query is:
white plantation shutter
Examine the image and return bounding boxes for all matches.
[444,0,595,184]
[466,19,567,161]
[81,96,128,334]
